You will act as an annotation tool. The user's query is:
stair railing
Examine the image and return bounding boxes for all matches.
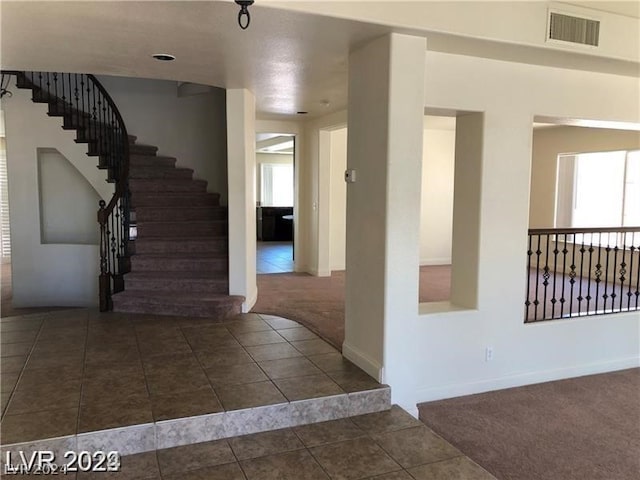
[526,226,640,322]
[4,71,130,311]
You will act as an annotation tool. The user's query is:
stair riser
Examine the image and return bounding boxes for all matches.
[129,156,176,168]
[129,168,193,180]
[129,179,206,193]
[112,300,241,318]
[137,222,227,237]
[129,145,158,155]
[125,278,228,294]
[135,208,227,222]
[131,239,227,255]
[130,257,228,273]
[131,194,220,208]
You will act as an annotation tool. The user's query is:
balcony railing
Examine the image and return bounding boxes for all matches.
[525,227,640,323]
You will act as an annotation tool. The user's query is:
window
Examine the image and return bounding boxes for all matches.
[0,137,10,260]
[260,163,293,207]
[556,149,640,228]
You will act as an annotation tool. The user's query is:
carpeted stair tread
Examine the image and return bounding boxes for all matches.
[129,155,177,168]
[129,166,193,179]
[129,143,158,155]
[112,291,243,318]
[129,178,207,192]
[133,206,227,222]
[131,252,227,259]
[125,270,229,280]
[131,193,221,208]
[114,290,241,303]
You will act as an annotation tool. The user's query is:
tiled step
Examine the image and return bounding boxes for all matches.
[130,254,228,273]
[124,271,229,293]
[134,206,227,222]
[131,237,227,254]
[112,290,243,318]
[129,155,177,168]
[131,192,220,208]
[0,310,391,458]
[129,166,193,180]
[137,220,227,237]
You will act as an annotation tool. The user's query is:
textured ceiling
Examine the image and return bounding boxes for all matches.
[1,1,637,119]
[0,1,389,118]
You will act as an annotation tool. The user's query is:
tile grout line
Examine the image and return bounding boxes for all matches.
[1,312,46,423]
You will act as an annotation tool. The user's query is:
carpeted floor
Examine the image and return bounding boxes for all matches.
[418,368,640,480]
[252,266,451,349]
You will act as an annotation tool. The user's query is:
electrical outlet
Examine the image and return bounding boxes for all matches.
[485,346,494,362]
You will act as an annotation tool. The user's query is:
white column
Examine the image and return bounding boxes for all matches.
[226,89,257,312]
[344,33,426,413]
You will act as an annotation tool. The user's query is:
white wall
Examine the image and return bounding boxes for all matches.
[327,122,456,271]
[329,127,347,271]
[529,126,640,228]
[414,51,639,404]
[3,86,114,307]
[97,76,229,202]
[227,89,257,312]
[38,149,101,245]
[420,124,455,265]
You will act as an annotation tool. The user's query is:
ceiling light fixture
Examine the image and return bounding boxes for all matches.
[152,53,176,61]
[235,1,254,30]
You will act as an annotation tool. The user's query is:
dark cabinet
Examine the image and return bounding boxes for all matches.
[257,207,293,241]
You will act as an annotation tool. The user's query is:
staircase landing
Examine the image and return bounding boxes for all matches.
[1,309,389,457]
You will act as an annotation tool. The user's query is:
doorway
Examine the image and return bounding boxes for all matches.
[255,133,295,273]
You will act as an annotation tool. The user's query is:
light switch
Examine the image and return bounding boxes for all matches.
[345,169,357,183]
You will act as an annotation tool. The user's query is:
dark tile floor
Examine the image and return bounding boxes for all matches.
[257,241,294,274]
[1,309,383,445]
[66,406,495,479]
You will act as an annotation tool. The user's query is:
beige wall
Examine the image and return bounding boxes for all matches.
[529,126,640,228]
[329,128,347,271]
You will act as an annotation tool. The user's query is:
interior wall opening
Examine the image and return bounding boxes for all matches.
[255,132,295,274]
[526,119,640,322]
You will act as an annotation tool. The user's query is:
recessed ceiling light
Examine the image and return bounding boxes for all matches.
[297,111,308,115]
[152,54,176,61]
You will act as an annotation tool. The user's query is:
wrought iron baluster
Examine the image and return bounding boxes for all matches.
[560,234,568,318]
[611,242,618,312]
[594,233,604,313]
[525,235,533,321]
[534,234,542,321]
[551,234,560,318]
[542,234,551,320]
[618,234,627,312]
[635,232,640,309]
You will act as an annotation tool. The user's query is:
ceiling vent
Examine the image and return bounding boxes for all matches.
[548,11,600,47]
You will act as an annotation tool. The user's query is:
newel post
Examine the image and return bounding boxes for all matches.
[98,200,111,311]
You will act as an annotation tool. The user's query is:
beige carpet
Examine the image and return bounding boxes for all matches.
[252,266,451,349]
[418,368,640,480]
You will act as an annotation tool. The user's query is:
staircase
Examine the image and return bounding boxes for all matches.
[112,136,244,317]
[6,70,243,318]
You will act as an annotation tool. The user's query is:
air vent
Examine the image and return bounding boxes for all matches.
[548,11,600,46]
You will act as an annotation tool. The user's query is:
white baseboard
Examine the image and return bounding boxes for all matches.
[309,268,331,277]
[417,356,640,403]
[242,287,258,313]
[419,257,451,266]
[342,341,384,382]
